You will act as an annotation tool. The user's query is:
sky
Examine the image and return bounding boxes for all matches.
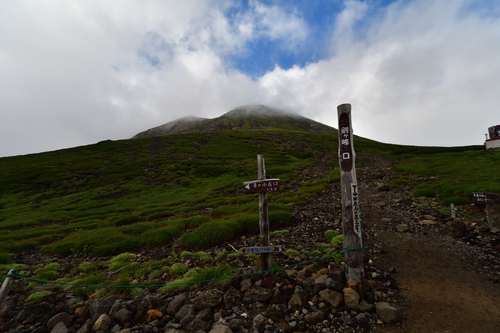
[1,0,500,156]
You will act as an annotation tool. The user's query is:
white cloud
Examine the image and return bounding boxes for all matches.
[259,0,500,146]
[0,0,499,156]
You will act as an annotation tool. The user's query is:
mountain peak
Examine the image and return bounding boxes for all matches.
[134,105,332,138]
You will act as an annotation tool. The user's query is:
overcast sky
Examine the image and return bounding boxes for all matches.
[1,0,500,156]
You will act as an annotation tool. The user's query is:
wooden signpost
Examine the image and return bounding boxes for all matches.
[242,155,280,271]
[337,103,365,288]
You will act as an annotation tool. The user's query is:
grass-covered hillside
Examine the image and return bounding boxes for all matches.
[0,128,342,258]
[1,110,499,263]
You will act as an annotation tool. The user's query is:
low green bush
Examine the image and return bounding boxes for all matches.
[108,252,136,270]
[0,252,11,264]
[169,263,189,275]
[26,290,53,303]
[43,228,140,256]
[161,265,233,292]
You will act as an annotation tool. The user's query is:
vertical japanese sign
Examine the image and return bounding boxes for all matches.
[338,103,365,287]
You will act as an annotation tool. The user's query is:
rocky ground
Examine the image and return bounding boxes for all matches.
[1,156,499,333]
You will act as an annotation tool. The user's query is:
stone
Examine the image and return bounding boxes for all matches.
[244,287,273,302]
[74,306,89,320]
[396,224,409,233]
[343,288,360,308]
[111,324,122,332]
[223,287,241,308]
[190,308,213,331]
[318,289,343,308]
[113,308,132,324]
[355,312,370,329]
[288,292,303,309]
[375,302,401,323]
[147,309,163,321]
[357,300,375,312]
[304,311,324,323]
[76,319,92,333]
[89,298,114,320]
[240,279,252,292]
[167,293,187,315]
[164,329,185,333]
[420,219,437,225]
[253,313,267,329]
[93,314,112,331]
[47,312,73,330]
[192,289,224,309]
[209,323,233,333]
[175,304,195,326]
[50,322,68,333]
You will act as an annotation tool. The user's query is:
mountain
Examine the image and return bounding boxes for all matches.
[1,103,499,332]
[134,105,333,138]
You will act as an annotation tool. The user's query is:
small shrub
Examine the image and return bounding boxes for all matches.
[108,253,136,270]
[26,290,53,303]
[78,261,99,273]
[161,265,233,292]
[270,229,289,237]
[285,249,300,259]
[180,251,194,260]
[193,251,211,262]
[0,252,11,264]
[43,228,140,256]
[330,235,344,248]
[324,229,340,242]
[141,223,184,247]
[269,210,294,228]
[170,263,189,275]
[176,214,257,249]
[34,262,61,280]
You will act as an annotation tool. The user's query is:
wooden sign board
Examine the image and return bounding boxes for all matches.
[243,178,280,193]
[242,246,282,254]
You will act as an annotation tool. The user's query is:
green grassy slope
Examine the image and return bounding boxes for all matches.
[1,125,499,260]
[0,129,341,257]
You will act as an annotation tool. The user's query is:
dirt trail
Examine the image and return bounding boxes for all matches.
[358,159,500,333]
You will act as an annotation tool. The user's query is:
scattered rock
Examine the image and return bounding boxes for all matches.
[209,323,233,333]
[93,314,112,331]
[305,310,325,323]
[146,309,163,321]
[319,289,343,307]
[193,289,223,309]
[343,288,360,308]
[50,322,68,333]
[288,292,303,309]
[76,320,92,333]
[113,308,132,324]
[167,293,187,315]
[420,219,438,225]
[253,313,267,329]
[375,302,401,323]
[47,312,72,330]
[175,304,195,326]
[396,224,409,233]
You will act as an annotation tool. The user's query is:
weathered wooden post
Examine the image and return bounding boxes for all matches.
[242,155,281,271]
[0,269,15,304]
[337,103,365,288]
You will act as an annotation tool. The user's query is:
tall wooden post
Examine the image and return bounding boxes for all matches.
[257,154,271,271]
[337,104,364,288]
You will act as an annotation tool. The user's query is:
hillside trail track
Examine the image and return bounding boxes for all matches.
[355,157,500,333]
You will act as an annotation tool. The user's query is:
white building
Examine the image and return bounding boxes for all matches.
[485,125,500,150]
